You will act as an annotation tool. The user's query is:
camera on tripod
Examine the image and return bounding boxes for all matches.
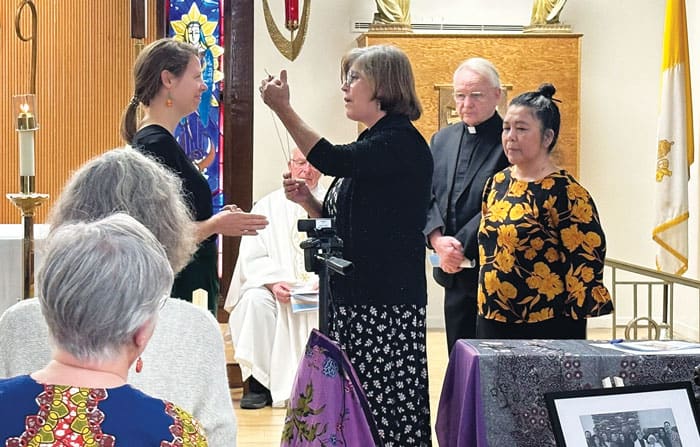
[297,219,352,333]
[297,218,352,276]
[297,218,336,238]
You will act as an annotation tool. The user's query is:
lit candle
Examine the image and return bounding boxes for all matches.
[285,0,299,30]
[17,103,36,130]
[17,103,35,177]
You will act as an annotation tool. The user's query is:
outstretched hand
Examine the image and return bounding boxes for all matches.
[215,207,268,237]
[260,69,290,112]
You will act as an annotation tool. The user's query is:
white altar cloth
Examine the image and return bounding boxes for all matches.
[0,224,49,315]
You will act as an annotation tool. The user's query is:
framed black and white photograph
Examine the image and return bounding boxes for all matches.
[545,382,700,447]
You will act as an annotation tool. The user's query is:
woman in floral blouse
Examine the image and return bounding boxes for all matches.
[476,83,613,339]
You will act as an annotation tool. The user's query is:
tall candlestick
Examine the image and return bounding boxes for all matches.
[11,2,46,300]
[285,0,299,30]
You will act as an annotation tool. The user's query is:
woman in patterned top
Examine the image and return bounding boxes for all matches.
[0,214,208,445]
[476,83,613,339]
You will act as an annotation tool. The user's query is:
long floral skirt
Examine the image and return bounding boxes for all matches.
[328,304,432,446]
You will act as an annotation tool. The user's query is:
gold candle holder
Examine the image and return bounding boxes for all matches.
[7,94,48,299]
[10,1,44,300]
[6,193,49,299]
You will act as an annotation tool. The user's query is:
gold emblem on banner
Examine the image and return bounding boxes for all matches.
[262,0,311,61]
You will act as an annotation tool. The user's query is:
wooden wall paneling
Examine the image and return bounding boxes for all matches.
[358,33,582,177]
[1,1,158,224]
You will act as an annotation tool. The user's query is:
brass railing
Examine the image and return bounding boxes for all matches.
[605,258,700,341]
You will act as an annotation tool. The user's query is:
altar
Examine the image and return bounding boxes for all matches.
[436,339,700,446]
[0,224,49,315]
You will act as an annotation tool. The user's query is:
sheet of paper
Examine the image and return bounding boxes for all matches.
[291,285,319,313]
[429,252,475,269]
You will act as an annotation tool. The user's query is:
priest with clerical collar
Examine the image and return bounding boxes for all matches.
[424,57,510,354]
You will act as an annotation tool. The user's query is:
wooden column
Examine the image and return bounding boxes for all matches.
[130,0,146,39]
[220,0,254,318]
[156,1,167,39]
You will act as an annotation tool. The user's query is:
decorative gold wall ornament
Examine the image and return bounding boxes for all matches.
[262,0,310,61]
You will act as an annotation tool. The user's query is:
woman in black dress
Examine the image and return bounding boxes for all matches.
[120,38,268,314]
[260,45,433,446]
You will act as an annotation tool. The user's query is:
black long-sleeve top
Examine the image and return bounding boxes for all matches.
[307,113,433,306]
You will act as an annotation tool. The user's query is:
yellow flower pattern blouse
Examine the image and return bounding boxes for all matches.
[477,168,614,323]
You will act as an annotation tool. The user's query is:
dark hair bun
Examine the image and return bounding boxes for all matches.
[537,83,556,99]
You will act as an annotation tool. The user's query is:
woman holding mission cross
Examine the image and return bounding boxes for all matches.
[260,45,432,446]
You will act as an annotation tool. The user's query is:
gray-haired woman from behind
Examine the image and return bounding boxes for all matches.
[49,146,196,272]
[0,214,208,443]
[0,147,237,445]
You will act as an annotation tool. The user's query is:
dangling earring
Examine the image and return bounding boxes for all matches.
[165,93,173,108]
[135,356,143,373]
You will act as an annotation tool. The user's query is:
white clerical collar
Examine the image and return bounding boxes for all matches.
[465,113,499,135]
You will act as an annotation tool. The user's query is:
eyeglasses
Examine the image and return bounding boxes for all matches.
[343,70,362,87]
[453,91,487,103]
[290,158,309,167]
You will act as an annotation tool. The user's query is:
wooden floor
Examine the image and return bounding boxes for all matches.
[230,327,612,446]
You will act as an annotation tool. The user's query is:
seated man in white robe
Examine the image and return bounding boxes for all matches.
[225,148,326,409]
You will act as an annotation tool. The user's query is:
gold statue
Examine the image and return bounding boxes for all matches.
[524,0,570,33]
[373,0,411,25]
[530,0,568,25]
